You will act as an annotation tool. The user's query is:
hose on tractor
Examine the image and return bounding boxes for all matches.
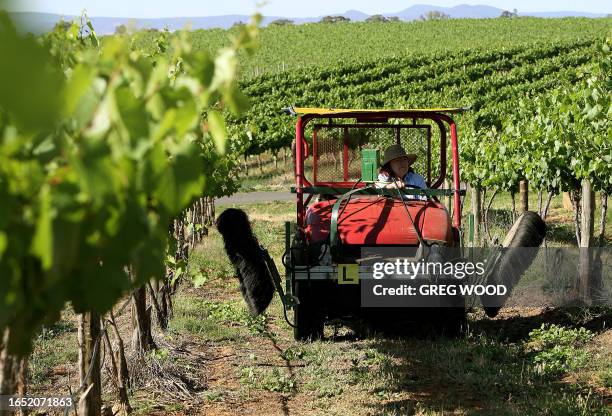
[336,177,363,220]
[281,243,328,272]
[259,245,300,328]
[392,180,429,249]
[282,304,298,328]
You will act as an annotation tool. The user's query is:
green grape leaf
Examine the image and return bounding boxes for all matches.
[0,232,7,261]
[30,185,54,270]
[156,143,204,214]
[207,110,228,154]
[115,85,150,141]
[63,64,96,116]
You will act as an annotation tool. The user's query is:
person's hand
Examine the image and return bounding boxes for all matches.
[385,180,404,189]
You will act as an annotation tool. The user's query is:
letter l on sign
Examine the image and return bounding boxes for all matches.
[338,264,359,285]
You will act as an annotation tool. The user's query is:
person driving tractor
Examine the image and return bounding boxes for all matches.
[376,144,427,199]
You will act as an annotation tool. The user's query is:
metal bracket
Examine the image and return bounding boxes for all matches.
[261,245,299,308]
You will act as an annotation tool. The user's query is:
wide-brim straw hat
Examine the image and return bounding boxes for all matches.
[382,144,417,166]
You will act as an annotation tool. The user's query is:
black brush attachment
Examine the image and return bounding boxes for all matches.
[216,208,275,315]
[482,211,547,318]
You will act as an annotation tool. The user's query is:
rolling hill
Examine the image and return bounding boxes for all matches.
[8,5,610,35]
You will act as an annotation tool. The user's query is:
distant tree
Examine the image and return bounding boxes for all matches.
[320,15,350,23]
[232,21,246,28]
[366,14,388,23]
[606,13,612,18]
[55,20,72,31]
[270,18,294,26]
[388,16,401,22]
[500,9,519,18]
[420,11,451,20]
[115,24,127,35]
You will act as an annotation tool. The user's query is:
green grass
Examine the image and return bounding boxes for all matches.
[231,322,610,414]
[131,398,185,415]
[168,296,241,342]
[168,296,269,342]
[601,368,612,388]
[29,317,78,386]
[202,389,226,402]
[186,231,235,284]
[241,365,296,393]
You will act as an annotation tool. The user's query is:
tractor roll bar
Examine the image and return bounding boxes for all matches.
[294,111,462,231]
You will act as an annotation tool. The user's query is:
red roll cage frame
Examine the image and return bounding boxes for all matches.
[289,108,464,232]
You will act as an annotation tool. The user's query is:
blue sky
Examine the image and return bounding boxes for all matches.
[6,0,611,17]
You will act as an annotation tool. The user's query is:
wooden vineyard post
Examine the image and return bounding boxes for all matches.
[0,328,28,405]
[471,185,481,245]
[468,213,475,247]
[132,286,156,353]
[578,179,595,304]
[78,311,102,416]
[580,180,595,248]
[598,193,608,245]
[520,180,529,213]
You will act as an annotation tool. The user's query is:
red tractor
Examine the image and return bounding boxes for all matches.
[217,107,546,341]
[283,107,470,340]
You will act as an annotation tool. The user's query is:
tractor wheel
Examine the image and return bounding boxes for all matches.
[483,211,547,318]
[293,281,324,341]
[435,285,467,337]
[436,307,467,338]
